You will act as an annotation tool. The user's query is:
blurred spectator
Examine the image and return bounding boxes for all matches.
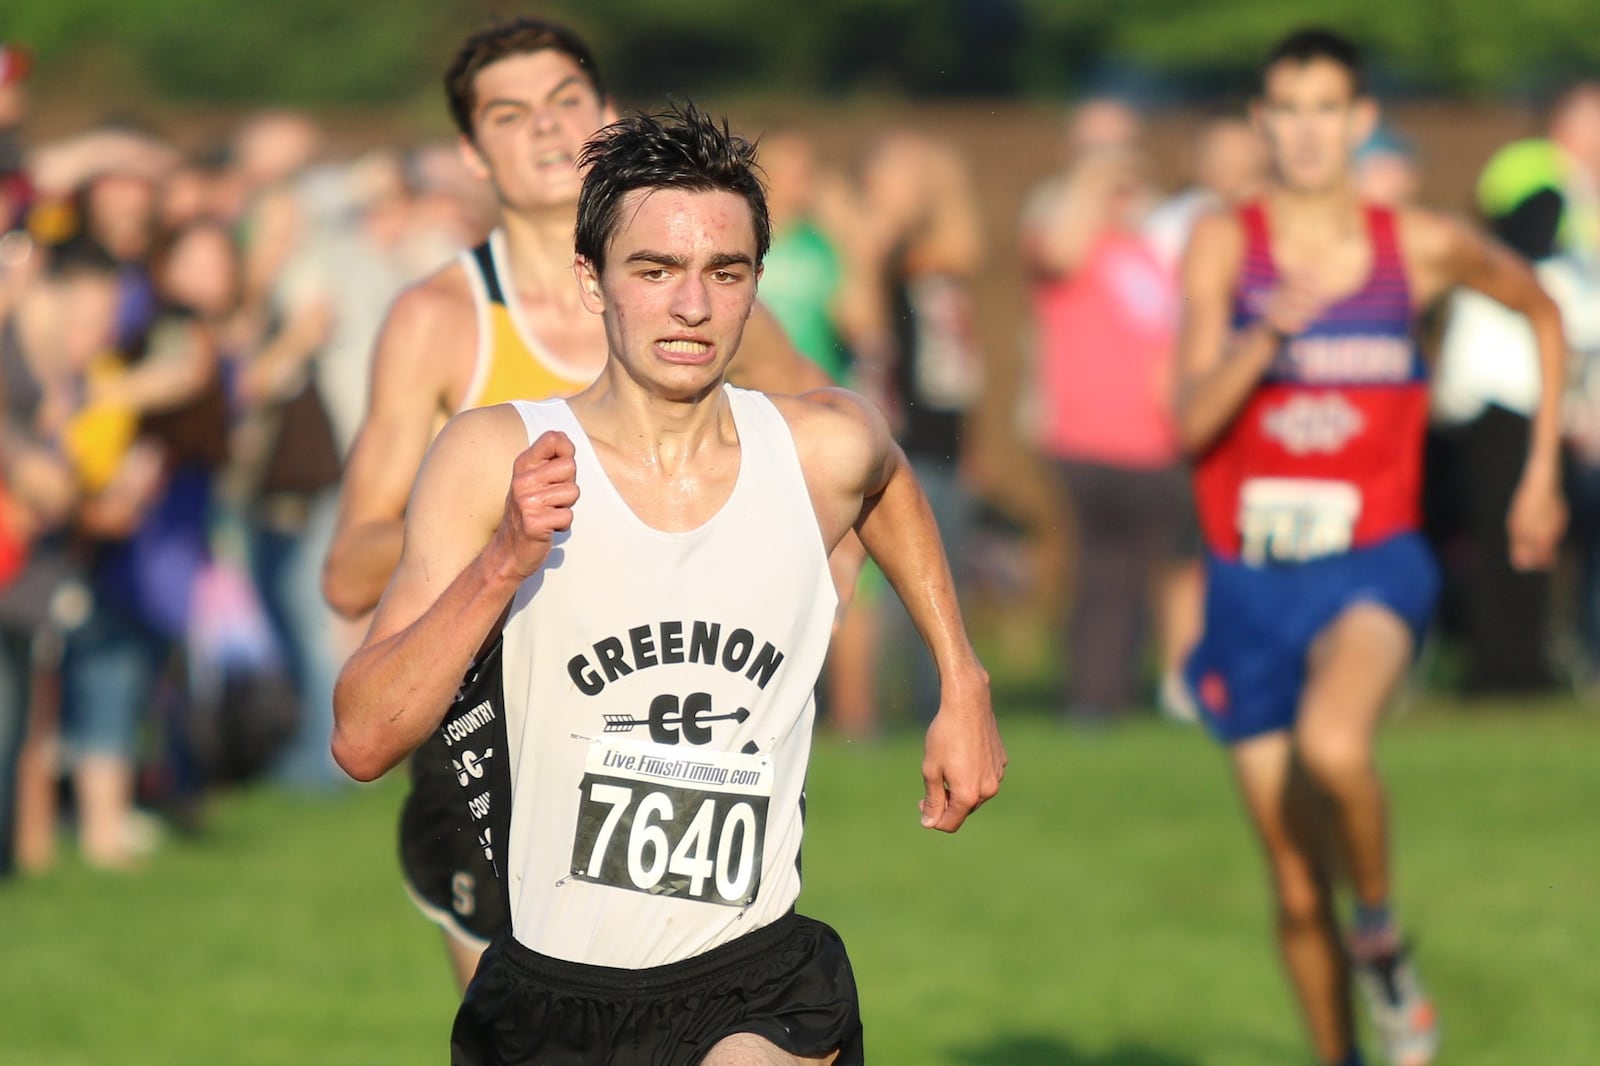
[758,129,854,381]
[29,124,178,202]
[0,44,33,235]
[155,146,245,233]
[1145,116,1268,270]
[858,130,988,722]
[296,150,447,455]
[59,210,228,866]
[192,108,347,790]
[1022,99,1196,724]
[1516,82,1600,683]
[227,143,344,790]
[759,127,883,737]
[1354,125,1422,207]
[1431,82,1600,694]
[0,239,113,876]
[79,169,163,352]
[231,110,324,336]
[406,140,496,254]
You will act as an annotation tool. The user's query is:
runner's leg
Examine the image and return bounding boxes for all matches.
[444,931,486,992]
[1231,732,1357,1064]
[702,1033,839,1066]
[1295,603,1411,914]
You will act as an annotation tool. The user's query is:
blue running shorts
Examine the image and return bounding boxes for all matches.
[1185,533,1439,744]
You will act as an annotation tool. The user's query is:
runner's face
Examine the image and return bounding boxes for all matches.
[575,188,761,401]
[462,50,612,213]
[1256,58,1375,194]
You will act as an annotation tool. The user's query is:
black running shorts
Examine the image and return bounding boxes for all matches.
[450,912,864,1065]
[398,730,509,946]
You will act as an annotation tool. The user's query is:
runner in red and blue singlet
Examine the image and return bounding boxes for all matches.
[1175,28,1566,1066]
[1188,199,1438,743]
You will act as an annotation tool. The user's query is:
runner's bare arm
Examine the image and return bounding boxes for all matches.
[723,302,831,394]
[322,281,467,618]
[782,389,1005,834]
[1175,210,1340,453]
[1175,212,1273,452]
[1405,209,1568,569]
[333,405,574,781]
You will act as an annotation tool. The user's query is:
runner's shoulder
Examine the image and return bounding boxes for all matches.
[1188,205,1246,253]
[767,387,884,473]
[1395,204,1469,255]
[1181,207,1246,287]
[427,402,532,483]
[769,386,875,433]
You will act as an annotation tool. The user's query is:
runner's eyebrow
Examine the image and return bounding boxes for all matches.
[544,76,587,101]
[621,251,754,270]
[478,98,528,115]
[479,77,589,117]
[625,251,688,268]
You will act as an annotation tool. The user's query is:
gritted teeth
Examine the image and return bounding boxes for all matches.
[660,339,711,354]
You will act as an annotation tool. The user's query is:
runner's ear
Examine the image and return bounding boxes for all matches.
[574,255,604,313]
[458,133,491,183]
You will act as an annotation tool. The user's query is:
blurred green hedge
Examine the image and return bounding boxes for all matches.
[9,0,1600,104]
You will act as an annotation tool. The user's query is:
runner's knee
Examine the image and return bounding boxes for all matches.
[1274,871,1329,932]
[1268,847,1331,932]
[1296,727,1373,791]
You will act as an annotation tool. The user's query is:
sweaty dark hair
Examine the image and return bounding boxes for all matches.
[444,17,607,139]
[574,101,770,272]
[1260,27,1368,97]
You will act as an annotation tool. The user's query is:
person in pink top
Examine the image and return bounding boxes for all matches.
[1023,99,1197,724]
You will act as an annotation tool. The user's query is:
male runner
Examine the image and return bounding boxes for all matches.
[333,102,1005,1066]
[320,18,863,990]
[1176,29,1565,1066]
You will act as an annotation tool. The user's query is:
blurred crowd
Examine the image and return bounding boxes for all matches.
[1,35,1598,878]
[0,46,498,874]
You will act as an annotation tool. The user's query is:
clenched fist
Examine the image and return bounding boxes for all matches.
[1259,269,1329,339]
[495,430,580,579]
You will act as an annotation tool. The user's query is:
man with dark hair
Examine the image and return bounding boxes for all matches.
[322,16,929,993]
[333,102,1005,1066]
[1259,28,1369,96]
[443,19,608,139]
[1177,27,1565,1066]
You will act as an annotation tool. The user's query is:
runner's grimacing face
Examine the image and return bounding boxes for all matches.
[462,50,614,212]
[576,188,762,402]
[1256,58,1375,194]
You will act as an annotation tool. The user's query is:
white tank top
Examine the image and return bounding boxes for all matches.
[500,386,837,968]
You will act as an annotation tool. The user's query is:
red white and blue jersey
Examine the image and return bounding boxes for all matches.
[1194,202,1428,565]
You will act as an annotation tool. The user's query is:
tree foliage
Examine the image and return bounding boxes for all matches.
[9,0,1600,105]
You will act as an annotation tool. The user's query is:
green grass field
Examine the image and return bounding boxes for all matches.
[4,697,1597,1065]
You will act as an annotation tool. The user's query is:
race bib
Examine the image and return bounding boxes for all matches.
[570,739,771,907]
[1238,478,1362,564]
